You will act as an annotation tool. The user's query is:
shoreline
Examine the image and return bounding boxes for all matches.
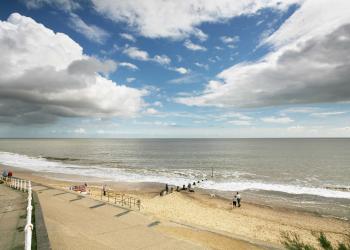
[5,165,350,248]
[6,164,349,221]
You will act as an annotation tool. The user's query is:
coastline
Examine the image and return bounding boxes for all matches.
[6,165,350,248]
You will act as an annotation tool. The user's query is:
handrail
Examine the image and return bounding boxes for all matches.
[88,186,141,210]
[1,176,33,250]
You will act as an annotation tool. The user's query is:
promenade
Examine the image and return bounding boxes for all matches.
[32,184,203,250]
[0,183,26,250]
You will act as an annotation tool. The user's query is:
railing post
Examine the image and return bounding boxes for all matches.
[24,181,33,250]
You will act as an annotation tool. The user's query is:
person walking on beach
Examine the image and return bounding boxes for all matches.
[232,194,237,208]
[236,192,241,207]
[165,184,169,193]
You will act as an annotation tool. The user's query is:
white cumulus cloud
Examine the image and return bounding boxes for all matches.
[184,40,207,51]
[0,13,145,124]
[91,0,300,40]
[176,0,350,108]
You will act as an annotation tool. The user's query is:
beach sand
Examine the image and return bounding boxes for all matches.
[10,167,350,249]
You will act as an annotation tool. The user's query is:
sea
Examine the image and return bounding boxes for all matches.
[0,138,349,220]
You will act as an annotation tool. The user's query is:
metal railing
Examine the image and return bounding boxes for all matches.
[1,176,33,250]
[88,186,141,210]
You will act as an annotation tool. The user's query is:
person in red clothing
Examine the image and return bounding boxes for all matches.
[7,170,13,178]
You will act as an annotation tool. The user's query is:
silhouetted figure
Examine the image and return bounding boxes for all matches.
[103,184,107,196]
[236,192,241,207]
[165,184,169,193]
[182,184,186,190]
[193,182,196,186]
[176,186,180,192]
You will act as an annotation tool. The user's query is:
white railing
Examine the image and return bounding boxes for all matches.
[1,176,33,250]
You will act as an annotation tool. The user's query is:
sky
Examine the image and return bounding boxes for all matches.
[0,0,350,138]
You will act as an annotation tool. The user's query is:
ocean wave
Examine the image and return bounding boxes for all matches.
[0,151,349,199]
[198,181,350,199]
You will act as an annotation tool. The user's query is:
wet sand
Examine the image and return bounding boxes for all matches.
[8,167,350,249]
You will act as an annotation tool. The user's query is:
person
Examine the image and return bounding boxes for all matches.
[2,169,8,178]
[236,192,241,207]
[8,170,13,178]
[232,195,237,208]
[165,184,169,193]
[103,184,107,196]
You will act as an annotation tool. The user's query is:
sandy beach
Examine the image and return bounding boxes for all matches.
[8,166,349,249]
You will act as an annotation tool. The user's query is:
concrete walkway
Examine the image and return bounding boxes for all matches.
[33,184,203,250]
[0,183,27,250]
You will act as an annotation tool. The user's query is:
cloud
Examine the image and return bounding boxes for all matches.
[67,57,117,76]
[228,120,252,126]
[143,108,160,115]
[311,111,347,117]
[263,0,350,48]
[174,67,188,74]
[118,62,138,70]
[120,33,136,42]
[0,13,145,124]
[220,35,239,45]
[219,112,253,121]
[176,1,350,108]
[153,101,163,107]
[183,40,207,51]
[123,46,171,65]
[123,46,150,61]
[23,0,80,12]
[153,55,171,65]
[68,13,110,44]
[194,62,209,70]
[126,77,136,83]
[261,116,294,124]
[168,73,205,85]
[91,0,299,40]
[282,107,317,114]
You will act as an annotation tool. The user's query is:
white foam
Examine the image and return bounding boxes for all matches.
[198,181,350,199]
[0,151,349,199]
[0,151,191,185]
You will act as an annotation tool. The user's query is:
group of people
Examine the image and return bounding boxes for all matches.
[2,169,13,178]
[232,192,241,208]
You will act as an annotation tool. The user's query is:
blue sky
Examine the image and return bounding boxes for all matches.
[0,0,350,138]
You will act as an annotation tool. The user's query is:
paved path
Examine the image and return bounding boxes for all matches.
[0,183,27,250]
[33,184,203,250]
